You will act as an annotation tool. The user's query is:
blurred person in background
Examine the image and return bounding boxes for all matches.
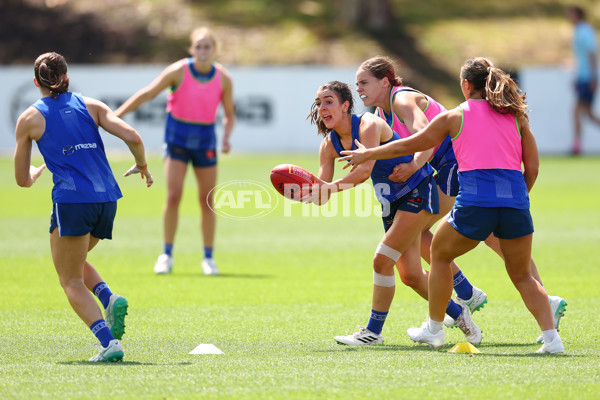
[116,27,236,275]
[14,52,153,362]
[566,5,600,155]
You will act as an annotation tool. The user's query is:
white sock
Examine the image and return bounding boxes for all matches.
[542,329,559,343]
[428,318,444,333]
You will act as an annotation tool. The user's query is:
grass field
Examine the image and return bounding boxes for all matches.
[0,154,599,399]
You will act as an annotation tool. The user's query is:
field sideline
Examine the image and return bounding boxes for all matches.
[0,154,599,399]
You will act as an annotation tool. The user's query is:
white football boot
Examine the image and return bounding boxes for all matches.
[89,339,124,362]
[334,326,384,345]
[154,254,174,274]
[407,321,446,349]
[201,258,219,275]
[444,286,488,328]
[536,336,565,354]
[455,303,482,345]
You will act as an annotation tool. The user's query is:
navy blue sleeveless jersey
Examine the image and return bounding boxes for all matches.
[32,93,123,204]
[329,114,433,203]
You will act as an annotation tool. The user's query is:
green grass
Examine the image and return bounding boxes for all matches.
[0,154,599,399]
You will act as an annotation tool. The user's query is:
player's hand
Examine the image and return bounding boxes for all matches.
[339,139,368,172]
[301,183,332,205]
[124,163,154,187]
[30,164,46,184]
[388,161,417,183]
[222,137,231,154]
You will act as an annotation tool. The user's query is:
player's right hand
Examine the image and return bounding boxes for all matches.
[124,164,154,187]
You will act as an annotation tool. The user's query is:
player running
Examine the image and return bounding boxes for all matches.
[14,52,153,362]
[356,56,566,342]
[340,58,564,353]
[303,81,481,346]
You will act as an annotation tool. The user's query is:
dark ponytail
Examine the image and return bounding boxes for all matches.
[461,57,528,118]
[34,52,69,99]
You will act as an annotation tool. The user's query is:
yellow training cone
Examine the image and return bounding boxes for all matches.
[448,342,481,354]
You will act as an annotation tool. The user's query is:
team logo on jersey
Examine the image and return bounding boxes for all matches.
[62,145,75,156]
[62,142,97,156]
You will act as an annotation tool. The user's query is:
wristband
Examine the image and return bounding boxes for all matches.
[135,163,147,169]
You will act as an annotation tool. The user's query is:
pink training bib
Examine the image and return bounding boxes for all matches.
[453,99,522,172]
[166,59,223,124]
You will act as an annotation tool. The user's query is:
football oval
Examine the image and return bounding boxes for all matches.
[270,164,317,201]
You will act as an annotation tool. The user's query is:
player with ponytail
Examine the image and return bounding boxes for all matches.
[14,52,153,362]
[305,80,481,346]
[340,58,564,353]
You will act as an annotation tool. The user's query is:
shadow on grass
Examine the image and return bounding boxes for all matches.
[320,343,582,357]
[155,273,273,279]
[57,361,194,366]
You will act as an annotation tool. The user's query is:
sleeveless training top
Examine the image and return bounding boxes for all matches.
[375,86,455,170]
[453,99,529,209]
[164,59,223,149]
[329,114,433,204]
[32,92,122,204]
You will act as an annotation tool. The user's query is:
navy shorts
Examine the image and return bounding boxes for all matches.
[435,162,459,197]
[575,80,595,104]
[49,202,117,238]
[382,174,440,232]
[447,203,534,241]
[164,143,217,168]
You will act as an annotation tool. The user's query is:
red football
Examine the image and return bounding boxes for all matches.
[270,164,317,201]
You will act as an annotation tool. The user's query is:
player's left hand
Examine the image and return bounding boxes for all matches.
[222,138,231,154]
[339,139,368,172]
[124,164,154,187]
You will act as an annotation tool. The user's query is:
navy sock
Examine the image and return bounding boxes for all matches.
[366,309,388,334]
[446,299,462,320]
[90,319,114,348]
[204,247,213,259]
[164,243,174,257]
[453,270,473,300]
[92,282,113,309]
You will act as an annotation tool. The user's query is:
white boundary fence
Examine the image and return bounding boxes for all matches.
[1,65,599,154]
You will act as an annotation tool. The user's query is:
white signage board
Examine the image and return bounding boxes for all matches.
[0,65,365,154]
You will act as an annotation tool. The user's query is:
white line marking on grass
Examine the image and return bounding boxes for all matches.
[189,344,224,354]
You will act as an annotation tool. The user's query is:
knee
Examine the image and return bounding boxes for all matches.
[398,267,425,289]
[166,191,183,207]
[59,277,85,293]
[372,253,395,276]
[199,193,213,210]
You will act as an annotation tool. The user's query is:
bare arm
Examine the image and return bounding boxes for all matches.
[519,116,539,192]
[85,97,153,187]
[220,67,236,153]
[339,110,458,167]
[303,116,380,204]
[14,107,46,187]
[388,92,435,182]
[114,62,182,118]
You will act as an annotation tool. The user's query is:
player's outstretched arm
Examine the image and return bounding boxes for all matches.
[114,63,181,118]
[339,111,455,169]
